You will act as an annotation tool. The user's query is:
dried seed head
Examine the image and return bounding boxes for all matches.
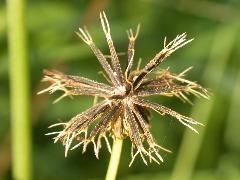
[39,11,209,165]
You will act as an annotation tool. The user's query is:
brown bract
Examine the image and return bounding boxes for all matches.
[38,11,209,165]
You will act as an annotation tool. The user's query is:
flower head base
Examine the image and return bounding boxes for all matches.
[39,11,209,166]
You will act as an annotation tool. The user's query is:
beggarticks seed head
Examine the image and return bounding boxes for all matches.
[38,11,209,166]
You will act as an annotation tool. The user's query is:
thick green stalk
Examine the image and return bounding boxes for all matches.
[224,69,240,151]
[105,138,123,180]
[7,0,32,179]
[171,23,239,180]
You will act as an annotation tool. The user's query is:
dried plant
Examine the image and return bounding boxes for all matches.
[38,12,209,165]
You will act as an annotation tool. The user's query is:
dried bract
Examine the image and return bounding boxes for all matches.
[39,12,209,165]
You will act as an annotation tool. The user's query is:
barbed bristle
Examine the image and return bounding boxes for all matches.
[38,12,208,166]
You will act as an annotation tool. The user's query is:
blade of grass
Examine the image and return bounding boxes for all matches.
[171,22,239,180]
[7,0,32,179]
[224,68,240,151]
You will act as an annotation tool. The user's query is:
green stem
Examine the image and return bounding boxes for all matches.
[105,138,123,180]
[7,0,32,179]
[171,23,239,180]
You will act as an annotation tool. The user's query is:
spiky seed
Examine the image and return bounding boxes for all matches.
[39,11,208,165]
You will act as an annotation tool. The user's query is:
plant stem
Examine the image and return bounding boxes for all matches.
[170,22,239,180]
[7,0,32,179]
[105,138,123,180]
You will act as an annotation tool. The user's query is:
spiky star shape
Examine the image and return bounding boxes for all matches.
[39,12,208,165]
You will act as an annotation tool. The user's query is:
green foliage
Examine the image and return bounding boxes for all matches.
[1,0,240,179]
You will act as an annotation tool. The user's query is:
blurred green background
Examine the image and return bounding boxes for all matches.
[1,0,240,179]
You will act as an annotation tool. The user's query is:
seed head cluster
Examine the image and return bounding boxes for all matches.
[39,12,209,165]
